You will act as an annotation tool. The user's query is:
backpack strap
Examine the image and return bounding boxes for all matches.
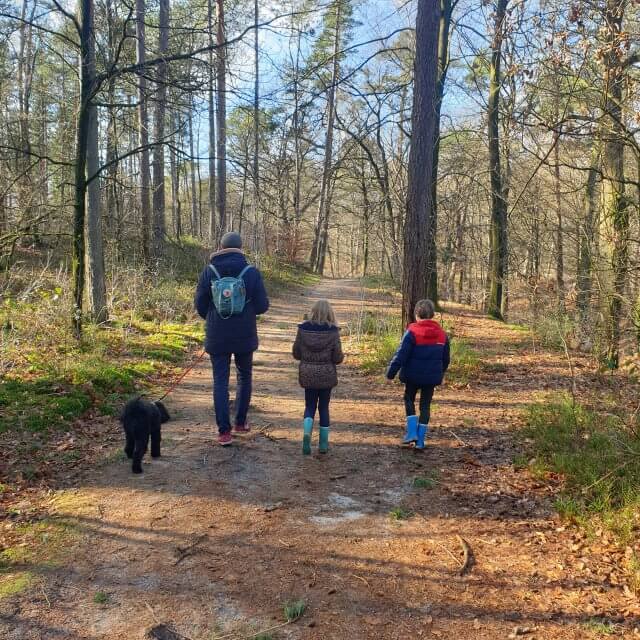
[238,265,252,280]
[209,264,222,280]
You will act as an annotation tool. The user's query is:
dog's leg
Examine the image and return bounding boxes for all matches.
[132,433,148,474]
[124,430,135,459]
[151,420,161,458]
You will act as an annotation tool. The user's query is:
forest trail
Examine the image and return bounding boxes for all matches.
[1,279,634,639]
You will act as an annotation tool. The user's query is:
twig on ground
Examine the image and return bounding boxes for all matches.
[173,533,208,565]
[330,474,347,480]
[581,460,631,494]
[145,602,160,624]
[431,539,464,569]
[447,431,468,446]
[457,535,475,576]
[212,620,292,640]
[352,573,370,587]
[41,585,51,608]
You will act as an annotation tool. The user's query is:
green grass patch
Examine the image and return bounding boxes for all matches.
[413,472,439,489]
[0,573,33,600]
[582,618,615,635]
[446,338,482,384]
[0,516,79,601]
[523,393,640,553]
[258,257,319,294]
[389,506,413,521]
[93,590,109,604]
[283,599,306,622]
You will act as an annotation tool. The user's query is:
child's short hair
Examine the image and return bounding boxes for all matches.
[308,299,337,326]
[415,299,435,320]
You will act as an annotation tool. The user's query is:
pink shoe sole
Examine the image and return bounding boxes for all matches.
[234,425,250,434]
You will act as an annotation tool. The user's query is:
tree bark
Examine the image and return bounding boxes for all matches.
[312,0,342,275]
[72,0,94,337]
[428,0,455,304]
[600,0,629,368]
[577,148,599,343]
[85,19,107,324]
[207,0,216,245]
[215,0,227,236]
[152,0,169,254]
[486,0,509,320]
[136,0,152,262]
[252,0,260,249]
[402,0,440,327]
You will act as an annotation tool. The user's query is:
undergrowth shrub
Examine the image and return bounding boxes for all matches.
[523,394,640,542]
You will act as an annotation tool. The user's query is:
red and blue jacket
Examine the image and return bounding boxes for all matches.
[386,319,450,386]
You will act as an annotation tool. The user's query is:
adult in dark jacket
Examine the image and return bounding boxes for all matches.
[194,232,269,445]
[386,299,450,450]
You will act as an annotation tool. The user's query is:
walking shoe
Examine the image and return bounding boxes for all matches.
[319,426,329,454]
[415,424,428,450]
[402,415,419,445]
[234,423,250,433]
[218,432,233,446]
[302,417,313,455]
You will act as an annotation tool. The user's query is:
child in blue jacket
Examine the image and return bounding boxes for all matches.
[386,299,450,449]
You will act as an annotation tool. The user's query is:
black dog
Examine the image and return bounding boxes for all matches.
[120,398,170,473]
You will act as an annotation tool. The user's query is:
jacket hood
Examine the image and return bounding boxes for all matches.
[408,319,447,345]
[299,321,339,332]
[209,249,248,277]
[298,326,338,352]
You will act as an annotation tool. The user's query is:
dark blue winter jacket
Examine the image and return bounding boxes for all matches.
[386,319,450,386]
[194,249,269,355]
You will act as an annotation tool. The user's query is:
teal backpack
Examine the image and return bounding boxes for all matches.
[209,264,252,319]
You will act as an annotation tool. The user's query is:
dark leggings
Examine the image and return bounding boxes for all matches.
[404,384,435,425]
[304,388,332,426]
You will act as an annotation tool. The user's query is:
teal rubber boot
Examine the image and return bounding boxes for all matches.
[415,424,428,450]
[318,427,329,454]
[402,415,419,445]
[303,417,313,455]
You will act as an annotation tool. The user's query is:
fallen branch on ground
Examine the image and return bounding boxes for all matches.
[456,535,474,576]
[173,533,208,565]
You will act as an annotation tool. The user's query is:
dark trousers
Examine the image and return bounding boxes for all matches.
[211,352,253,434]
[304,388,332,427]
[404,383,435,425]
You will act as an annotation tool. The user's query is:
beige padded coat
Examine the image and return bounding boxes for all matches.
[292,322,344,389]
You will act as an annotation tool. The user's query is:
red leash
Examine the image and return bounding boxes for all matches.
[157,349,207,401]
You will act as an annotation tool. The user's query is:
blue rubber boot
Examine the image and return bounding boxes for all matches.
[303,417,313,455]
[318,427,329,454]
[402,415,419,445]
[415,424,428,450]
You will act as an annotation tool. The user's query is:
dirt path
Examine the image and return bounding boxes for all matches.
[1,279,635,639]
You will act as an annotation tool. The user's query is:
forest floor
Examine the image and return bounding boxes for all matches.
[1,278,638,639]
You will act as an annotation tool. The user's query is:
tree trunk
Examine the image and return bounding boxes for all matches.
[215,0,227,235]
[72,0,95,337]
[600,0,629,368]
[252,0,260,249]
[428,0,455,304]
[312,0,342,275]
[207,0,216,245]
[136,0,151,262]
[402,0,440,327]
[554,125,564,308]
[85,19,107,324]
[486,0,509,320]
[152,0,169,254]
[577,148,599,344]
[188,108,198,235]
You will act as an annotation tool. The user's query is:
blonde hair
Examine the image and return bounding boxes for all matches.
[308,299,337,326]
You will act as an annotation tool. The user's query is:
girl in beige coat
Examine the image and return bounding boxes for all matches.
[293,299,344,454]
